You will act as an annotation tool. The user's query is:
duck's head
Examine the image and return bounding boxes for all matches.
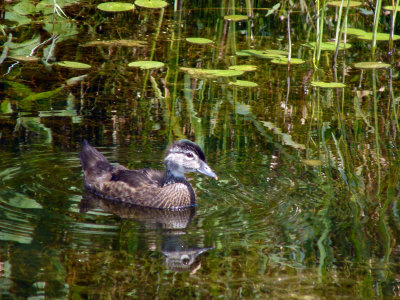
[164,140,218,180]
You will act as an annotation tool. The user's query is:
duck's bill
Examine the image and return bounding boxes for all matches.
[197,161,218,180]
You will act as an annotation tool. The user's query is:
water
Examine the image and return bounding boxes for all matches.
[2,1,400,298]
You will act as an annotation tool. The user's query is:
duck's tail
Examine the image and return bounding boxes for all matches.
[79,140,113,188]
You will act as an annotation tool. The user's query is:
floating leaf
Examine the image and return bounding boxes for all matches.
[353,62,391,69]
[302,159,323,166]
[229,80,258,88]
[242,49,288,59]
[186,37,214,44]
[264,49,289,56]
[311,81,346,88]
[228,65,257,71]
[271,57,305,65]
[83,39,147,47]
[383,5,400,11]
[347,28,367,36]
[354,32,400,41]
[327,1,362,7]
[56,61,92,69]
[9,55,40,62]
[128,61,165,69]
[304,41,351,51]
[97,2,134,12]
[236,51,252,56]
[224,15,249,21]
[180,67,244,78]
[134,0,168,8]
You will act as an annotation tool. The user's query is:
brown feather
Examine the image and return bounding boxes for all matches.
[79,140,197,209]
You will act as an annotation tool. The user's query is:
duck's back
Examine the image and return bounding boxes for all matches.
[79,141,196,209]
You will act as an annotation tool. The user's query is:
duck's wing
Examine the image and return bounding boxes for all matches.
[111,169,165,188]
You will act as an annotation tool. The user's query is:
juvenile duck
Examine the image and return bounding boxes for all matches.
[79,140,217,209]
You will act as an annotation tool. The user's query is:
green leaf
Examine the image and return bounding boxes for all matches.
[229,80,258,88]
[266,3,281,17]
[228,65,257,72]
[224,15,249,21]
[9,34,41,56]
[83,39,147,47]
[235,51,252,56]
[347,28,367,36]
[311,81,346,88]
[9,55,40,62]
[186,37,214,44]
[42,19,78,41]
[180,67,244,78]
[302,159,323,166]
[56,61,92,69]
[353,62,391,69]
[327,1,362,7]
[134,0,168,8]
[382,5,400,11]
[242,49,288,59]
[1,100,12,114]
[354,32,400,41]
[128,61,165,69]
[13,2,36,15]
[304,41,351,51]
[4,11,31,26]
[271,57,305,65]
[97,2,134,12]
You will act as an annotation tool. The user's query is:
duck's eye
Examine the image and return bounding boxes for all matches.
[186,152,194,158]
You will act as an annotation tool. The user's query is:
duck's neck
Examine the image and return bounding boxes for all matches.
[164,168,186,185]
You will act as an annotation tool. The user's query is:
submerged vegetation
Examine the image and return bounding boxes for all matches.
[1,0,400,298]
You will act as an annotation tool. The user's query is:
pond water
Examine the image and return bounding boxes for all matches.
[2,1,400,298]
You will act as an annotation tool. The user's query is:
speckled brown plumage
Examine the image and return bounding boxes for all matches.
[79,140,217,209]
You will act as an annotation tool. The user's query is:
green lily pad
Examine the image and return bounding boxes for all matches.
[180,67,244,78]
[83,40,147,47]
[9,55,40,62]
[327,1,362,7]
[355,32,400,41]
[134,0,168,8]
[236,51,252,56]
[128,61,165,69]
[186,37,214,44]
[302,159,323,166]
[264,49,289,56]
[224,15,249,21]
[304,41,352,51]
[229,80,258,88]
[383,5,400,11]
[311,81,346,88]
[242,49,286,59]
[353,62,391,69]
[97,2,134,12]
[271,57,305,65]
[347,28,367,36]
[228,65,257,71]
[56,61,91,69]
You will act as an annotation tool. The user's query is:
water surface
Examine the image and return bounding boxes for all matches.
[1,1,400,299]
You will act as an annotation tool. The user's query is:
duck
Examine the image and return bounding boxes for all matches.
[79,139,217,209]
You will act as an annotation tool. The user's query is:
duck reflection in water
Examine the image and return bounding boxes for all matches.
[79,192,212,273]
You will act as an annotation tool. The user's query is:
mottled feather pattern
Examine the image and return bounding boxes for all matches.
[80,140,217,209]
